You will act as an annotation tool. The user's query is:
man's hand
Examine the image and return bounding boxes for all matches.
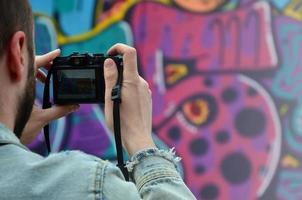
[104,44,156,157]
[20,49,79,145]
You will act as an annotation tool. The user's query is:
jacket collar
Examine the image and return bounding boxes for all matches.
[0,122,29,150]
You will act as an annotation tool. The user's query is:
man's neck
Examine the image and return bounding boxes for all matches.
[0,101,15,133]
[0,63,18,137]
[0,61,18,135]
[0,115,14,133]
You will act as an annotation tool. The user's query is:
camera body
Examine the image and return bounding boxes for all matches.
[52,52,122,104]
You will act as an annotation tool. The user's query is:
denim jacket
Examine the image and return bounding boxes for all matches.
[0,123,196,200]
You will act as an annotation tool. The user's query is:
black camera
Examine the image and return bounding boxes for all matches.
[52,52,123,104]
[44,52,128,179]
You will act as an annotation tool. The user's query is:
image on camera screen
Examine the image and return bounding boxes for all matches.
[56,69,96,99]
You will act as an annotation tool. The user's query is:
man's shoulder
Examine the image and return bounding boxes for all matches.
[14,149,111,179]
[0,149,112,198]
[48,150,105,163]
[36,150,110,171]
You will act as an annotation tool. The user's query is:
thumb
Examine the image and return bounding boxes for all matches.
[104,58,118,103]
[42,105,79,122]
[104,58,118,131]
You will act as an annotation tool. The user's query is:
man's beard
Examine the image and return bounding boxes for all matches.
[14,55,35,138]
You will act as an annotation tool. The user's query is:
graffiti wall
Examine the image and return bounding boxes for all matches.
[29,0,302,199]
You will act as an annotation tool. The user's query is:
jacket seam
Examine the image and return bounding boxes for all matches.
[94,161,106,200]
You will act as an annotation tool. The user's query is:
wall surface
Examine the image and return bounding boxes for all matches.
[29,0,302,199]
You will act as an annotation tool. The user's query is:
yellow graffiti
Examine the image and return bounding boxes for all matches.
[182,99,210,126]
[94,0,104,23]
[165,64,189,85]
[57,0,171,45]
[284,0,302,21]
[281,154,300,168]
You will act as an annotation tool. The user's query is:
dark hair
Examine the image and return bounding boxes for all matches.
[0,0,34,56]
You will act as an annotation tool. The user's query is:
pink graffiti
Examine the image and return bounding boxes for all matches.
[129,2,280,199]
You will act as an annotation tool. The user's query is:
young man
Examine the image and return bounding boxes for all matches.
[0,0,196,199]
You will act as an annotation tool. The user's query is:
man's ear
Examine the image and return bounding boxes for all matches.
[7,31,26,82]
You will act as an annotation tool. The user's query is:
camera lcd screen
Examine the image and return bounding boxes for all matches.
[56,69,96,99]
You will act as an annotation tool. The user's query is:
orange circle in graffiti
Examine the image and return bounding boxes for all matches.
[174,0,226,13]
[182,99,210,126]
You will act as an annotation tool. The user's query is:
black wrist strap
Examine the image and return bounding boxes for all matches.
[42,64,129,181]
[112,86,129,181]
[42,68,53,153]
[111,65,129,181]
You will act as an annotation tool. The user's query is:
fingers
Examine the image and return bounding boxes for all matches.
[107,43,135,56]
[35,49,61,83]
[42,104,79,122]
[35,49,61,70]
[107,43,139,79]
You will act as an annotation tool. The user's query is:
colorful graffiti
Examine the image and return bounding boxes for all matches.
[29,0,302,199]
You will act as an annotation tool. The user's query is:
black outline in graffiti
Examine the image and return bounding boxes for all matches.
[208,10,262,68]
[226,15,241,67]
[209,19,225,66]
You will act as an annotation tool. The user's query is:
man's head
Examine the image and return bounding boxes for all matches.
[0,0,35,138]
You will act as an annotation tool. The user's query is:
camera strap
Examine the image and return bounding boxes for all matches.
[42,62,129,181]
[111,64,129,181]
[42,68,53,153]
